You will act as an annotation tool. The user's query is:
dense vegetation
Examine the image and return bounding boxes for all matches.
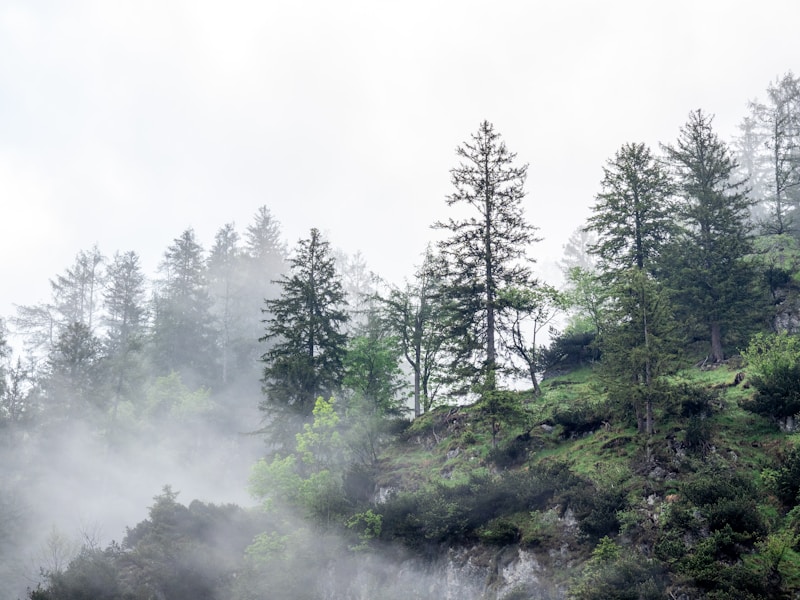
[4,72,800,598]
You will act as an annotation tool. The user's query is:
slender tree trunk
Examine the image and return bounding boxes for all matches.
[528,364,541,397]
[710,321,724,362]
[414,346,421,418]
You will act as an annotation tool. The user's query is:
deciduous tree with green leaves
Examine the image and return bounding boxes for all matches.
[381,246,449,416]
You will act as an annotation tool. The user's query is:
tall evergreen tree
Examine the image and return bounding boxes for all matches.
[103,251,147,413]
[663,109,760,362]
[433,120,539,391]
[602,269,678,437]
[748,72,800,234]
[585,142,675,277]
[583,142,679,439]
[259,228,349,418]
[151,229,217,385]
[243,206,288,367]
[46,321,105,416]
[50,245,105,332]
[207,223,247,385]
[13,246,104,357]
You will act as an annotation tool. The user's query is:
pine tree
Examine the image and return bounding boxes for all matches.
[260,228,349,418]
[662,109,761,362]
[582,142,679,439]
[50,246,105,331]
[151,228,217,385]
[242,206,288,368]
[585,142,675,277]
[103,251,147,414]
[601,269,679,437]
[748,72,800,234]
[47,321,105,416]
[207,223,247,385]
[433,120,539,391]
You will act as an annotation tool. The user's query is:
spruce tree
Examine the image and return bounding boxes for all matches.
[151,228,217,385]
[433,120,538,391]
[103,250,147,413]
[583,142,679,438]
[662,110,760,362]
[585,142,675,277]
[260,228,349,418]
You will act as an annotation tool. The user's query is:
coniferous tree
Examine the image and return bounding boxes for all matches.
[103,251,147,414]
[151,229,217,385]
[46,321,105,416]
[663,110,761,362]
[14,247,105,357]
[207,223,247,385]
[748,72,800,234]
[583,142,679,438]
[601,269,679,437]
[260,228,349,419]
[585,142,675,278]
[433,120,539,391]
[50,246,105,332]
[242,206,288,367]
[558,227,598,273]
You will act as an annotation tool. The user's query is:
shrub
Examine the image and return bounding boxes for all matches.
[770,445,800,506]
[741,332,800,420]
[477,518,521,545]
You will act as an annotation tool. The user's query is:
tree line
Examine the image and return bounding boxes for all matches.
[0,73,798,447]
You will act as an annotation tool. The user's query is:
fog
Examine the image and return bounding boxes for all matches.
[0,378,264,598]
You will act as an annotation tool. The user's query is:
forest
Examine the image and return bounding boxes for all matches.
[3,72,800,599]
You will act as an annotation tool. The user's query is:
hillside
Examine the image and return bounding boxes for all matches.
[26,358,800,600]
[341,359,796,599]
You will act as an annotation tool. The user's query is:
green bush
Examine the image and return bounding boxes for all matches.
[741,332,800,420]
[770,445,800,506]
[477,518,521,545]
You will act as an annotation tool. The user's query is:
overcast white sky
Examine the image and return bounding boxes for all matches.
[2,1,799,325]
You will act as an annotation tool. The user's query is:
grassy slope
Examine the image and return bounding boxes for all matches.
[370,361,800,597]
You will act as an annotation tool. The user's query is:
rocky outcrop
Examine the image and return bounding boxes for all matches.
[324,543,566,600]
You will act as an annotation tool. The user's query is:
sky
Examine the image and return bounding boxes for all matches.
[2,0,800,325]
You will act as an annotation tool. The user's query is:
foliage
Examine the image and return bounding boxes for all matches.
[151,228,217,386]
[741,331,800,420]
[260,228,349,419]
[250,397,349,525]
[767,444,800,506]
[143,372,212,420]
[600,269,681,436]
[346,509,383,551]
[381,246,449,416]
[585,141,675,277]
[29,488,263,600]
[562,266,609,337]
[342,315,406,416]
[46,321,106,415]
[662,109,762,362]
[377,462,589,549]
[569,541,666,600]
[433,120,539,391]
[539,329,598,373]
[499,284,568,395]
